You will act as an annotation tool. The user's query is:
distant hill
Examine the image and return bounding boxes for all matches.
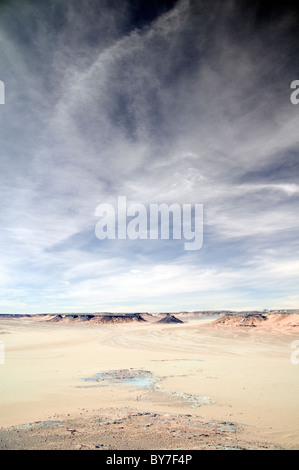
[157,314,184,324]
[44,313,146,324]
[209,312,299,330]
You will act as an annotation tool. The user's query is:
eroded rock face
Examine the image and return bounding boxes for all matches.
[210,312,299,329]
[157,314,184,324]
[44,313,147,323]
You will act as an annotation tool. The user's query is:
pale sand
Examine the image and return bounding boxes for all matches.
[0,315,298,449]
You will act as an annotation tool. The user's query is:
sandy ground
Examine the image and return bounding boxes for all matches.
[0,315,298,450]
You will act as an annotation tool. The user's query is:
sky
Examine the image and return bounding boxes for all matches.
[0,0,299,313]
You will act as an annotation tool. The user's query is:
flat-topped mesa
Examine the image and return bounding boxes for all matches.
[210,312,299,329]
[211,313,269,327]
[45,313,146,323]
[93,313,147,324]
[47,314,94,322]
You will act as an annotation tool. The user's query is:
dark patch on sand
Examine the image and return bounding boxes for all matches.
[80,369,159,389]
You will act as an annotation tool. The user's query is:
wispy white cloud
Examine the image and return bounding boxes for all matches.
[0,0,298,312]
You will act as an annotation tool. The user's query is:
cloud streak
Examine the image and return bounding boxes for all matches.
[0,0,299,312]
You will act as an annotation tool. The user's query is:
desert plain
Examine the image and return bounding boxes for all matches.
[0,311,298,450]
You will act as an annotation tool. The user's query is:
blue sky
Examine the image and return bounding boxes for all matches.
[0,0,299,313]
